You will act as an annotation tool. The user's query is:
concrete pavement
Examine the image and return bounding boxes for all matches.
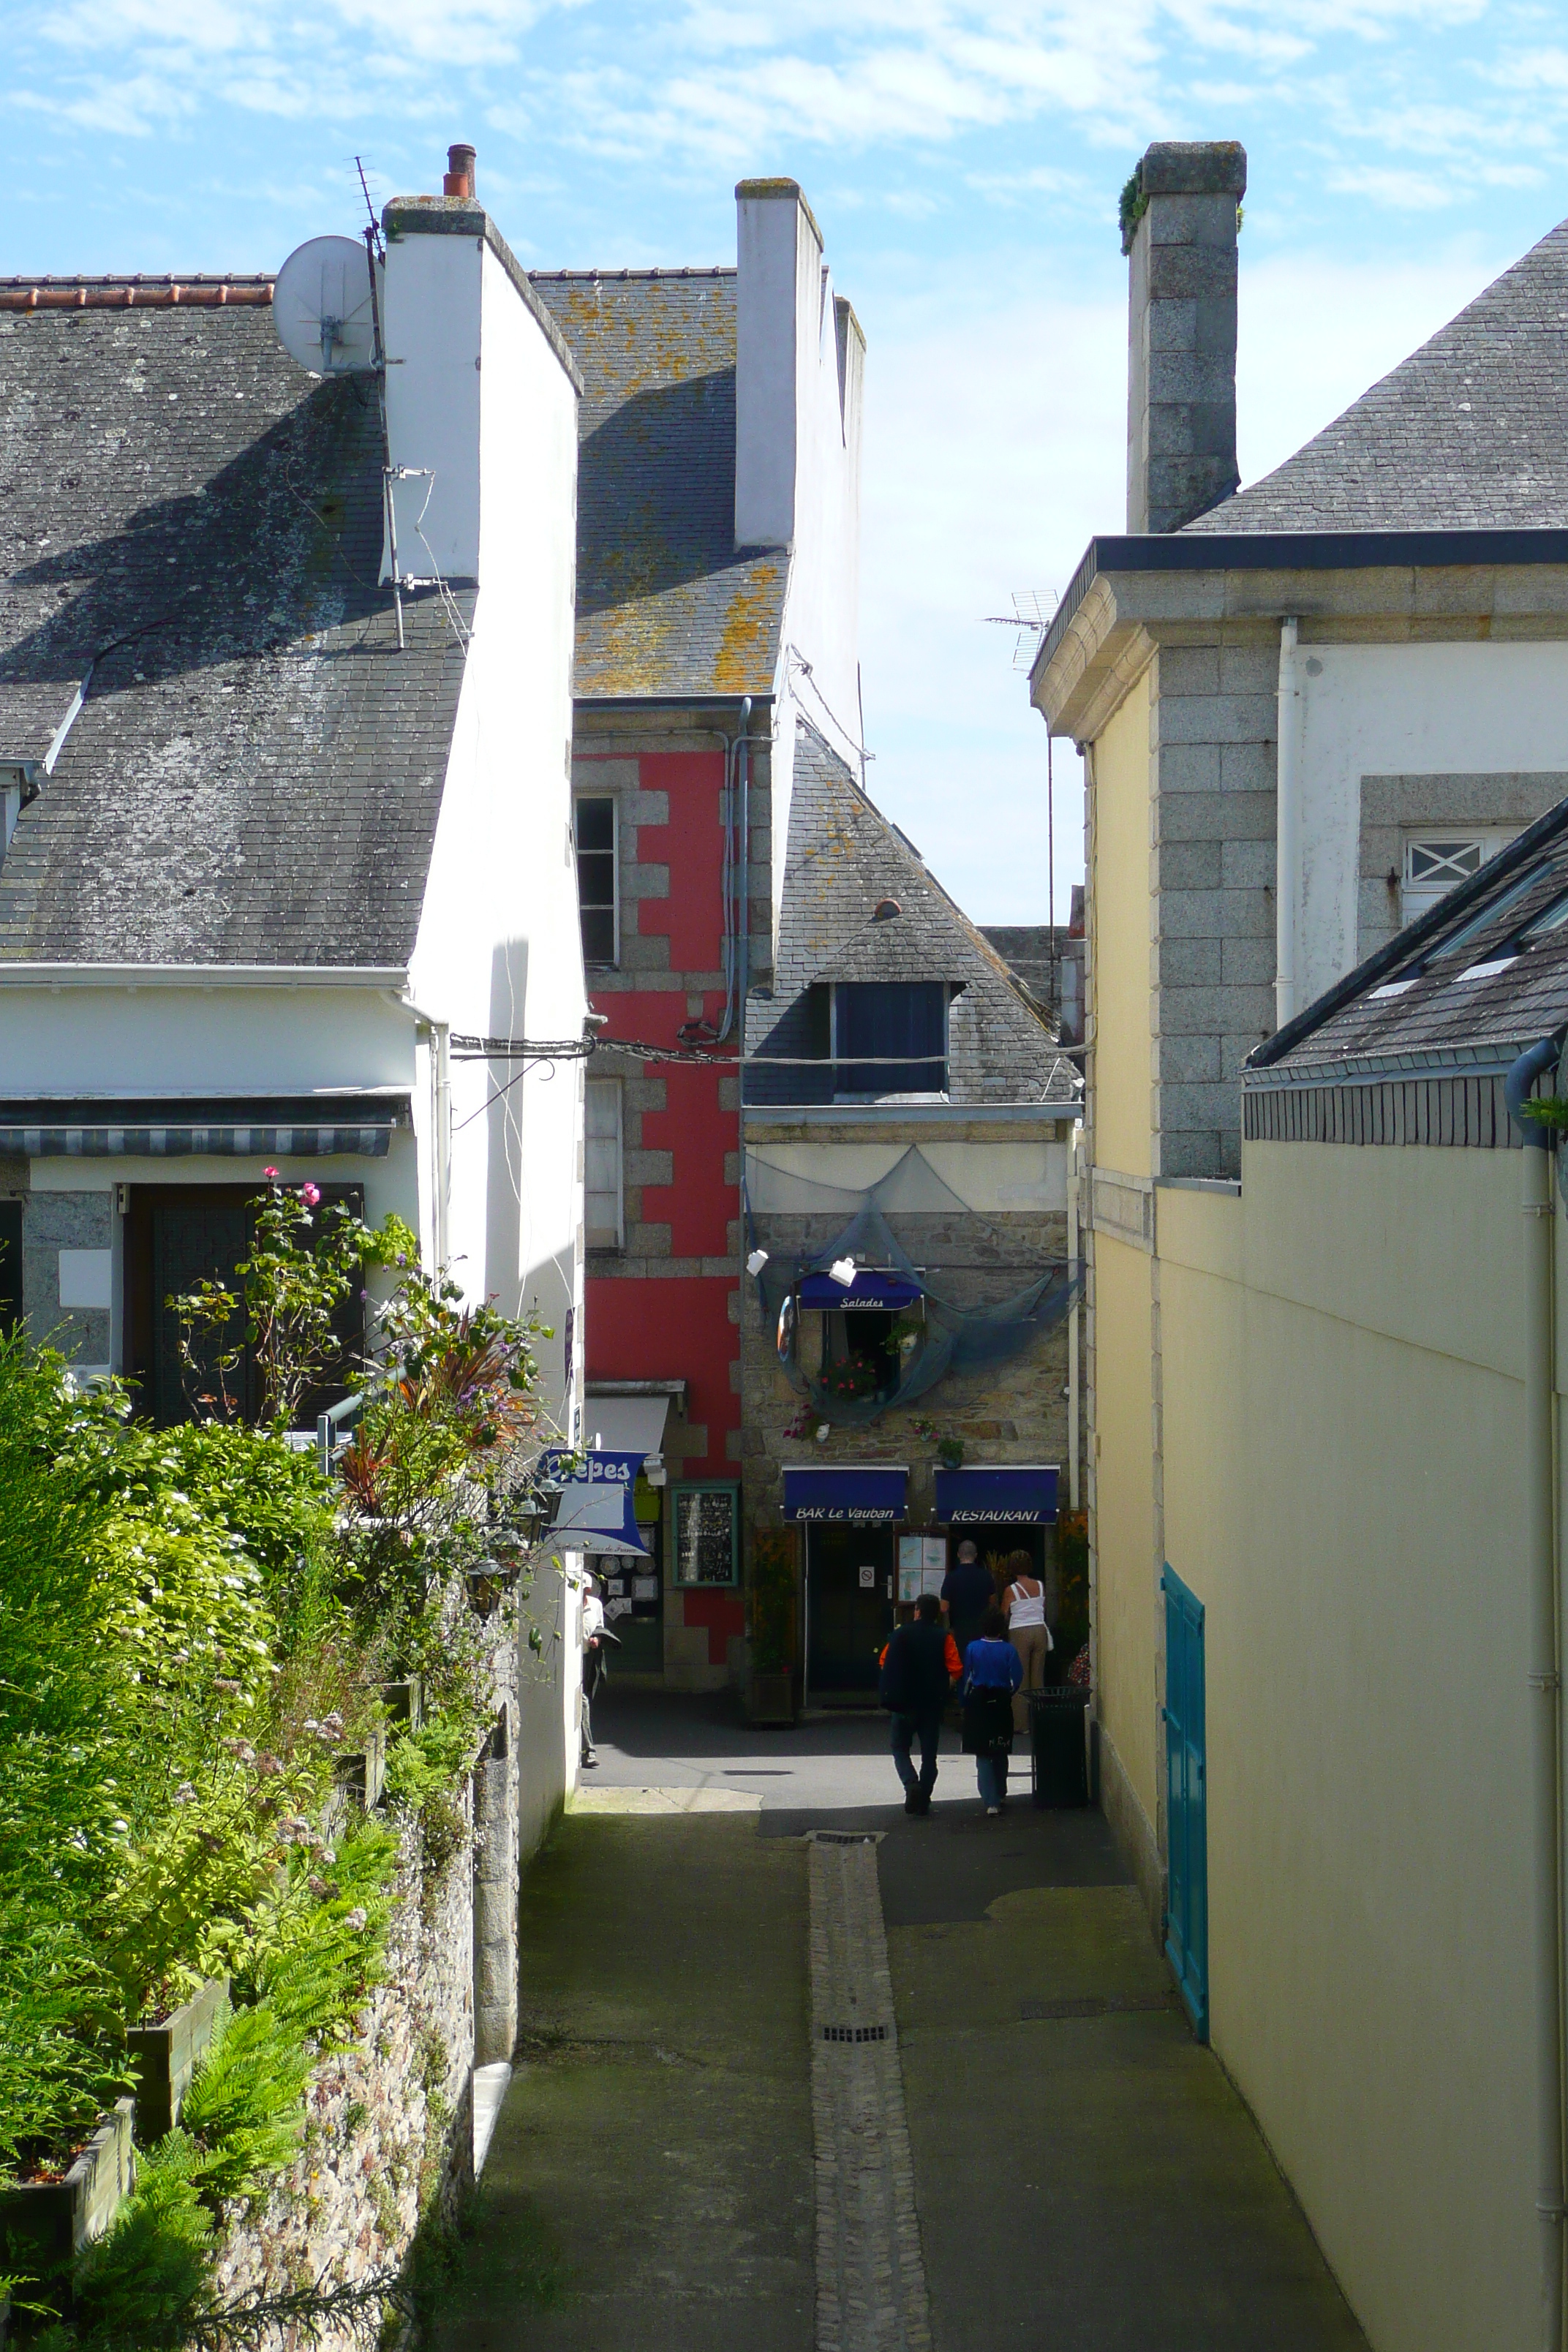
[434,1689,1369,2351]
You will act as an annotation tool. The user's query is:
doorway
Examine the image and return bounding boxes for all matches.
[1161,1563,1208,2040]
[805,1525,897,1695]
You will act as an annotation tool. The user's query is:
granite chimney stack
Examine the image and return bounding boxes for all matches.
[1124,140,1247,535]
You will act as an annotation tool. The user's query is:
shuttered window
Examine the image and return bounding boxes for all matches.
[585,1077,624,1252]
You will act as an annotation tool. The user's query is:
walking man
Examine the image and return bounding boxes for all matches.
[879,1594,961,1815]
[580,1572,606,1768]
[941,1537,995,1662]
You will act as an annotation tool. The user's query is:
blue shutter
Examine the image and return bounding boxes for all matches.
[1161,1564,1209,2040]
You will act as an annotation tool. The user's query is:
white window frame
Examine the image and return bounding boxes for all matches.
[1401,829,1516,928]
[574,792,619,969]
[584,1075,625,1253]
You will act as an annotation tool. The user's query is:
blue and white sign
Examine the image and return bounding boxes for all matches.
[782,1465,908,1524]
[540,1448,652,1558]
[799,1269,922,1311]
[934,1465,1059,1526]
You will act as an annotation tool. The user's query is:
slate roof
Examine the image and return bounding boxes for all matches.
[746,722,1077,1106]
[0,287,467,965]
[1187,218,1568,533]
[530,271,786,701]
[1250,792,1568,1081]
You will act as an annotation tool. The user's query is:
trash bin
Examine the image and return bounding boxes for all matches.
[1029,1686,1091,1808]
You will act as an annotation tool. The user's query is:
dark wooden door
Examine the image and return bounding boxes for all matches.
[807,1526,897,1693]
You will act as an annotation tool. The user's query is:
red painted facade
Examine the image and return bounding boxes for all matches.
[581,742,747,1675]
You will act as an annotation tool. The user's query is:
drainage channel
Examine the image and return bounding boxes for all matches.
[806,1831,933,2352]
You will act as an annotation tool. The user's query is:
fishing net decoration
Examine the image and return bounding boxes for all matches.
[745,1145,1082,1428]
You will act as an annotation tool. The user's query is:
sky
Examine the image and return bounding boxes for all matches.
[8,0,1568,924]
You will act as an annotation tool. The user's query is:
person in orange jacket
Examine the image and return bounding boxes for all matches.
[878,1594,962,1815]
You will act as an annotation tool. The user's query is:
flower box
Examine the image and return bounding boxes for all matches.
[126,1978,229,2144]
[333,1719,387,1809]
[0,2099,135,2287]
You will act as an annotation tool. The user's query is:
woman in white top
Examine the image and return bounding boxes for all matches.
[1001,1548,1052,1731]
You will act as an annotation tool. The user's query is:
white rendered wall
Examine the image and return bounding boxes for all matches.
[381,227,483,582]
[406,235,586,1440]
[1296,641,1568,1006]
[745,1137,1069,1213]
[0,984,415,1100]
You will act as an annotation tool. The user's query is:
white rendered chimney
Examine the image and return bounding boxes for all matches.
[734,178,824,551]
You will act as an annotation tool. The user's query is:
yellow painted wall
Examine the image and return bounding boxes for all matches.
[1157,1145,1538,2352]
[1088,663,1153,1179]
[1090,1232,1159,1851]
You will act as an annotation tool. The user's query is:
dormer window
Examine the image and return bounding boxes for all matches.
[831,982,947,1098]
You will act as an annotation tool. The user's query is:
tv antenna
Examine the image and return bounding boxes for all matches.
[982,590,1053,673]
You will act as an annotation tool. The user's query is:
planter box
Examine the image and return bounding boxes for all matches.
[0,2099,135,2287]
[380,1674,423,1730]
[334,1720,387,1809]
[126,1978,229,2144]
[746,1670,796,1727]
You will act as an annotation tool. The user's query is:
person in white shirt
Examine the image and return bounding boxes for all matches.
[1001,1548,1053,1733]
[580,1574,606,1767]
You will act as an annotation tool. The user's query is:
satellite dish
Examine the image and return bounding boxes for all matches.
[274,235,379,377]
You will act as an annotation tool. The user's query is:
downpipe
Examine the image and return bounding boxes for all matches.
[1507,1032,1567,2352]
[393,992,452,1275]
[1273,617,1301,1031]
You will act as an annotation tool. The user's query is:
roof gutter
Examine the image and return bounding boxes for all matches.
[0,965,410,988]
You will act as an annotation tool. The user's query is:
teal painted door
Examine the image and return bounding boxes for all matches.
[1162,1565,1208,2039]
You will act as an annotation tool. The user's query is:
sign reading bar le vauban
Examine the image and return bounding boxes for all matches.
[782,1466,908,1525]
[932,1465,1060,1526]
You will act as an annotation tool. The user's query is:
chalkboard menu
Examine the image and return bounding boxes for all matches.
[673,1485,738,1586]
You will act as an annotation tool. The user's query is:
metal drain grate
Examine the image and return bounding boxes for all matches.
[821,2023,889,2043]
[811,1830,881,1846]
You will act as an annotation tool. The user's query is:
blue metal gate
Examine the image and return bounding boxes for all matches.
[1161,1564,1208,2039]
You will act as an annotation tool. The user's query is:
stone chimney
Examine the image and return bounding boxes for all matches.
[734,178,823,550]
[1124,140,1247,535]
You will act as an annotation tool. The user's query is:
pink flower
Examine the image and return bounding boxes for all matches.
[301,1182,321,1207]
[263,1166,279,1180]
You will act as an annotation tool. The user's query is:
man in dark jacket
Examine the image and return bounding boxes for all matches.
[942,1538,995,1662]
[879,1594,961,1815]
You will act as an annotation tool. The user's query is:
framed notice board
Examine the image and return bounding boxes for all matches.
[671,1484,739,1586]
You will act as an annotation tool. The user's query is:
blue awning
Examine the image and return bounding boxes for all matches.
[799,1269,923,1311]
[934,1465,1059,1525]
[782,1465,908,1524]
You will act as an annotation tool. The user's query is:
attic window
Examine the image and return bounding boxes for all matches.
[1401,832,1513,928]
[831,982,946,1098]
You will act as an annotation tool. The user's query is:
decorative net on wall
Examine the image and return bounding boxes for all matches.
[745,1144,1081,1427]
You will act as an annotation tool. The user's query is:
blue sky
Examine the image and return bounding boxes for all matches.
[9,1,1568,922]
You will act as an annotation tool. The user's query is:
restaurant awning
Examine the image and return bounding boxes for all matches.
[934,1465,1059,1525]
[782,1465,908,1523]
[582,1392,671,1458]
[798,1269,923,1311]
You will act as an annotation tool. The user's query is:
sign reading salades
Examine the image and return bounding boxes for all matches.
[933,1466,1059,1526]
[540,1449,652,1558]
[782,1466,908,1525]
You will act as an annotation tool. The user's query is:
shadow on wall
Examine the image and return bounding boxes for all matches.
[576,370,739,612]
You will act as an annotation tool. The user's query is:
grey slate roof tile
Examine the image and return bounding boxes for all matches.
[746,721,1077,1105]
[530,272,785,700]
[0,299,466,965]
[1186,218,1568,533]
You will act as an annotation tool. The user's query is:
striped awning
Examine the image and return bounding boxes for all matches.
[0,1096,410,1159]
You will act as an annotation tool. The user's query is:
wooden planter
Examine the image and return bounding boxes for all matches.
[0,2099,135,2287]
[746,1670,796,1727]
[126,1978,229,2144]
[380,1674,423,1730]
[333,1719,387,1809]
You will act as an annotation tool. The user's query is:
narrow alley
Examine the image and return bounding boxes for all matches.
[435,1694,1368,2351]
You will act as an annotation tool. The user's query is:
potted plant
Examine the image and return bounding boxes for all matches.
[747,1531,798,1725]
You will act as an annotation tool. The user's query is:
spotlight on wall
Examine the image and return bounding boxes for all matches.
[746,1248,769,1275]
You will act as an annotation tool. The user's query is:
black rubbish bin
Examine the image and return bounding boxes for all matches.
[1029,1686,1091,1808]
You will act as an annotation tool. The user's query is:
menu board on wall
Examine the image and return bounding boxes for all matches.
[897,1534,948,1602]
[674,1487,736,1586]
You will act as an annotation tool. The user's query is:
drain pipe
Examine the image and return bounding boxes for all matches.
[1274,617,1302,1030]
[391,992,451,1275]
[1067,1129,1081,1512]
[1507,1031,1566,2352]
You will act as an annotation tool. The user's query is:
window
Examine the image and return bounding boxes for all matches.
[584,1077,624,1252]
[671,1483,739,1586]
[1401,832,1514,928]
[832,982,947,1098]
[575,795,617,967]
